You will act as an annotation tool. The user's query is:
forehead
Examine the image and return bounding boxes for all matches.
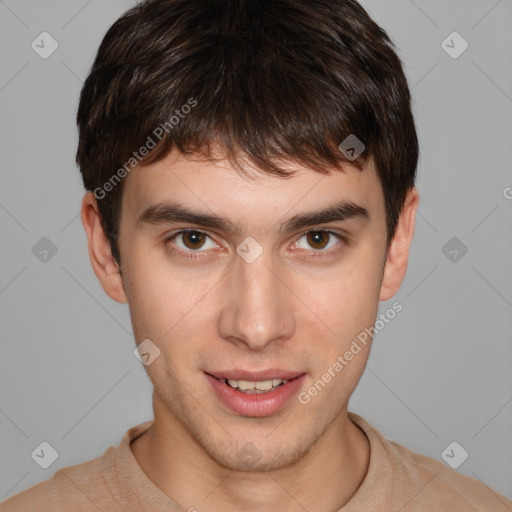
[120,150,385,233]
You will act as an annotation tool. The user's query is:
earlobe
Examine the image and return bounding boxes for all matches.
[81,192,128,304]
[379,187,419,302]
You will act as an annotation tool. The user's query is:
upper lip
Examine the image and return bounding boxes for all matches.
[206,369,305,381]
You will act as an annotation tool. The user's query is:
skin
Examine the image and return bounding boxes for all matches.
[81,148,419,512]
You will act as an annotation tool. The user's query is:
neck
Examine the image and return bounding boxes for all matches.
[131,394,370,512]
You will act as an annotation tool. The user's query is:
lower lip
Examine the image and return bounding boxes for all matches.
[205,373,306,417]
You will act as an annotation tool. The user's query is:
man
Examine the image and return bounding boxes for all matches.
[1,0,511,510]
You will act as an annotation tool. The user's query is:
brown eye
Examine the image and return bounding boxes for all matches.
[294,230,344,255]
[166,230,218,256]
[306,231,330,250]
[181,231,207,250]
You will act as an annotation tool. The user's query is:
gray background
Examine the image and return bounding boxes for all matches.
[1,0,511,503]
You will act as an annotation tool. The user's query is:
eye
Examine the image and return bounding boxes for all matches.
[165,228,345,259]
[165,229,218,257]
[292,230,344,256]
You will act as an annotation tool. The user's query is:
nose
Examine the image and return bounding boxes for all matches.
[217,247,296,351]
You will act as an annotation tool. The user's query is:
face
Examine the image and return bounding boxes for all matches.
[90,149,413,472]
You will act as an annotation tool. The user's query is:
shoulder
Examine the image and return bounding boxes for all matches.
[348,412,512,511]
[386,437,512,510]
[0,448,118,512]
[0,420,154,512]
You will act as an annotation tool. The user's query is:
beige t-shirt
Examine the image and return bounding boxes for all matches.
[1,411,511,511]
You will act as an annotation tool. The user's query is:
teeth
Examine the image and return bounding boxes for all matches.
[226,378,288,392]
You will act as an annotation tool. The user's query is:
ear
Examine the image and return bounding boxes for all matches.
[379,187,419,302]
[81,192,128,304]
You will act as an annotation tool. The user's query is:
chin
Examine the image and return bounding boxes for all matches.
[188,422,321,473]
[209,441,312,473]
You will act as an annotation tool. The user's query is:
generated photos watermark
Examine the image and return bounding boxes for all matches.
[298,301,403,405]
[93,97,197,200]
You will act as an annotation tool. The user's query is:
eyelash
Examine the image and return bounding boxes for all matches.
[164,229,346,260]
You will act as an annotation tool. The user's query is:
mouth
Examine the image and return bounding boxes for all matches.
[204,370,306,417]
[223,377,289,394]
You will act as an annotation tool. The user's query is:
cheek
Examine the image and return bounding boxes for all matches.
[300,248,384,337]
[124,243,200,319]
[296,257,383,404]
[123,249,219,368]
[124,232,385,359]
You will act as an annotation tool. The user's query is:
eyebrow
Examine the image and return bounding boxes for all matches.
[137,200,370,235]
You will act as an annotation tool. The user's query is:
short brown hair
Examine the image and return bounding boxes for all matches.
[76,0,418,265]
